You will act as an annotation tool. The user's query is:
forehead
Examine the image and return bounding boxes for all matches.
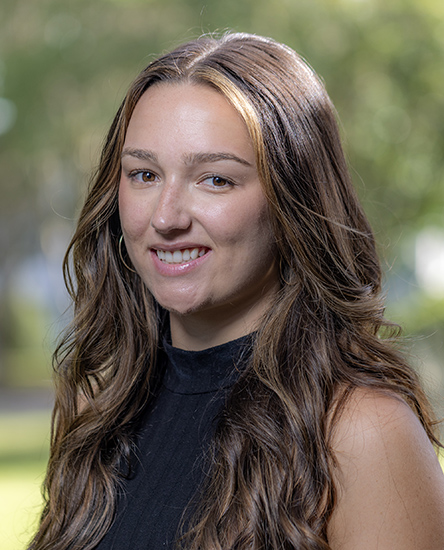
[124,82,255,160]
[129,81,246,126]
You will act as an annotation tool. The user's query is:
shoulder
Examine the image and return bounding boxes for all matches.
[327,388,444,550]
[329,389,435,460]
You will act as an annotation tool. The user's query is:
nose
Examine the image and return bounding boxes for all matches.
[150,182,192,234]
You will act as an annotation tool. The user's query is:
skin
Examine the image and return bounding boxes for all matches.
[328,389,444,549]
[119,82,280,350]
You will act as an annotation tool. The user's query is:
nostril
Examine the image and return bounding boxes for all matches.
[151,211,192,234]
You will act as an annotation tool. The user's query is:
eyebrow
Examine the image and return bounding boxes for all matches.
[121,148,158,162]
[121,147,252,167]
[182,152,252,167]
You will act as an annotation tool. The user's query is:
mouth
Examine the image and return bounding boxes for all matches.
[155,247,208,264]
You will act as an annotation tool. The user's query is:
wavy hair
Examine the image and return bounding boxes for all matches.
[30,33,440,550]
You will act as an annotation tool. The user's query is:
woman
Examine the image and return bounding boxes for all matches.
[31,33,444,550]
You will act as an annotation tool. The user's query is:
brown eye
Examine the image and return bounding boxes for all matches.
[130,170,157,184]
[140,171,156,182]
[199,175,234,189]
[212,176,229,187]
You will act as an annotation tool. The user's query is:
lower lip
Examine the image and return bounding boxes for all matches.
[150,249,211,276]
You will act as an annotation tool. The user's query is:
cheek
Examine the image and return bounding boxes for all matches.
[243,205,277,265]
[118,185,150,239]
[224,199,274,249]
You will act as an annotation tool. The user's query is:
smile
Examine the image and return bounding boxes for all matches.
[155,247,207,264]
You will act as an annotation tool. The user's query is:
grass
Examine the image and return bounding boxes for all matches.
[0,411,50,550]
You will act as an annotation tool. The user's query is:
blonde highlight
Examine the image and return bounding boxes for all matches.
[30,33,441,550]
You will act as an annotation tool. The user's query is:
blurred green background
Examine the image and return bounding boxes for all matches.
[1,0,444,548]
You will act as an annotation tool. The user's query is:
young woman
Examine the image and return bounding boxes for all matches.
[31,33,444,550]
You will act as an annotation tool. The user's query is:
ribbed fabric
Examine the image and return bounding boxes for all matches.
[95,334,252,550]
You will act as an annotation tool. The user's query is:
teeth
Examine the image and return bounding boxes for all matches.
[156,248,206,264]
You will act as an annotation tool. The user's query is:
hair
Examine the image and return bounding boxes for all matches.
[30,33,441,550]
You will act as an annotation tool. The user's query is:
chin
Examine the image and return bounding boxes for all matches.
[162,305,195,317]
[156,296,207,318]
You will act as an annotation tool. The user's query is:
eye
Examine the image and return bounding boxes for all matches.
[201,175,233,188]
[212,176,229,187]
[130,170,157,183]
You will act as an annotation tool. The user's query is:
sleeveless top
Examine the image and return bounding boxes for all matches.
[95,334,252,549]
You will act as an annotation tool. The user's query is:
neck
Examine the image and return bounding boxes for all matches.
[170,314,251,351]
[169,291,277,351]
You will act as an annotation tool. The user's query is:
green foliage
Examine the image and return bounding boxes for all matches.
[0,7,443,545]
[1,0,443,388]
[1,298,52,387]
[2,0,443,239]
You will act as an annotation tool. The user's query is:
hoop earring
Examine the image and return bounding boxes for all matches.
[119,235,136,273]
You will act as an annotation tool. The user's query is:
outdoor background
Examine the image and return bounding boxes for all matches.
[1,0,444,548]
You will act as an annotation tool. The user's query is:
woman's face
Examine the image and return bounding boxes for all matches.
[119,83,279,335]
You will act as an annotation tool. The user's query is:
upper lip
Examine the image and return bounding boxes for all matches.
[150,243,210,251]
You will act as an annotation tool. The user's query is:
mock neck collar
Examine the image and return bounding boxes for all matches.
[162,334,253,395]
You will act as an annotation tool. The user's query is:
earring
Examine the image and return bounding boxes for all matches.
[119,235,136,273]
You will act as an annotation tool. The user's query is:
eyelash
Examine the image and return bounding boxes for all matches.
[128,170,157,183]
[200,175,235,188]
[127,170,235,189]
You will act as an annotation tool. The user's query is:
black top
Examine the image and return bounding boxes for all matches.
[95,334,252,550]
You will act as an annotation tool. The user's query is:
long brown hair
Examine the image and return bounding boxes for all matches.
[30,33,440,550]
